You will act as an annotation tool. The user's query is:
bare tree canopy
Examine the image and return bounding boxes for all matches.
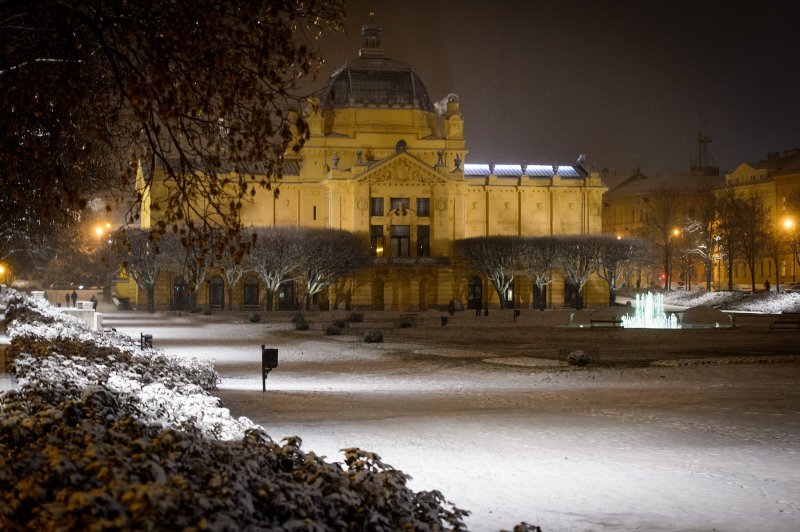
[0,0,345,258]
[454,236,526,309]
[112,228,173,313]
[246,226,302,311]
[295,228,370,310]
[735,193,771,292]
[639,190,683,290]
[555,235,603,309]
[594,235,651,305]
[519,236,558,310]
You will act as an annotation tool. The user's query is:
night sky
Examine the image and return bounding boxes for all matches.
[314,0,800,183]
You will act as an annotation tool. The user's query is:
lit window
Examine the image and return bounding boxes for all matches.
[370,225,384,257]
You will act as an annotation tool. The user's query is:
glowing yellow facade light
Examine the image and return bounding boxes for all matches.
[672,228,681,236]
[0,264,5,275]
[784,218,795,230]
[95,226,104,237]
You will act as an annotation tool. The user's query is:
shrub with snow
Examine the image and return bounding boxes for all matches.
[363,329,384,343]
[0,290,476,531]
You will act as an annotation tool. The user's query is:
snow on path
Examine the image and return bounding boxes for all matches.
[105,312,800,531]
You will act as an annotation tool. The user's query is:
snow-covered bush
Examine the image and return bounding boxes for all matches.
[348,311,364,323]
[363,329,384,343]
[567,350,592,367]
[0,290,475,530]
[247,312,261,323]
[0,388,469,530]
[325,323,343,335]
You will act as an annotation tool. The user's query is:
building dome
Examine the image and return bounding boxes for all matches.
[317,21,434,112]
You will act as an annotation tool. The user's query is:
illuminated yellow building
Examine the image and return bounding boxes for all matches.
[602,147,800,291]
[723,149,800,288]
[125,22,608,311]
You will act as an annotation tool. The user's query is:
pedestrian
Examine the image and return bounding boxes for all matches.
[90,294,97,310]
[65,293,70,307]
[475,304,481,317]
[764,279,771,293]
[70,289,77,307]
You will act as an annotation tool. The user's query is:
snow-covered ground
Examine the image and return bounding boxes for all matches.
[102,295,800,532]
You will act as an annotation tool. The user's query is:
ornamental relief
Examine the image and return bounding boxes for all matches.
[360,158,444,185]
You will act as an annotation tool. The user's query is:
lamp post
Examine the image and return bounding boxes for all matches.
[714,236,722,292]
[667,227,681,291]
[784,218,797,283]
[94,222,113,295]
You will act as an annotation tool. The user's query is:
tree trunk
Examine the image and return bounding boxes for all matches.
[727,261,734,290]
[226,286,233,311]
[265,289,274,311]
[146,286,155,314]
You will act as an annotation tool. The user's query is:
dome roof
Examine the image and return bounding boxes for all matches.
[317,22,434,112]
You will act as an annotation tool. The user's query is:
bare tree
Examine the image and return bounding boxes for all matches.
[1,0,345,255]
[454,236,526,309]
[215,233,251,311]
[519,236,558,310]
[162,229,215,309]
[684,193,719,290]
[112,228,171,313]
[764,222,788,292]
[296,229,370,311]
[639,190,682,290]
[555,236,602,309]
[594,236,651,305]
[715,188,743,290]
[247,227,301,311]
[736,193,771,292]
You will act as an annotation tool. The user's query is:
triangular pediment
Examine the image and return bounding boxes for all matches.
[356,152,447,185]
[730,162,757,175]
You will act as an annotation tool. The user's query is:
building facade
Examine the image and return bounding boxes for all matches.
[121,22,608,311]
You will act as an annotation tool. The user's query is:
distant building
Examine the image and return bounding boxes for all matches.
[603,168,723,289]
[120,21,607,311]
[724,149,800,288]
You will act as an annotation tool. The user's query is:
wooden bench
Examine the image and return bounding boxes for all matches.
[770,320,800,329]
[771,312,800,329]
[590,318,623,328]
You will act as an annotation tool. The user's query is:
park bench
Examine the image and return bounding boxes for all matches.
[590,318,623,328]
[770,313,800,329]
[140,332,154,348]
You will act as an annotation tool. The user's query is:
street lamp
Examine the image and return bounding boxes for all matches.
[784,217,797,282]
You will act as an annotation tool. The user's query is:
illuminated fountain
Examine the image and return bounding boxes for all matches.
[621,292,680,329]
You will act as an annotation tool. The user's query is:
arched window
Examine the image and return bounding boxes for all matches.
[467,276,482,310]
[209,276,225,309]
[173,277,191,311]
[243,276,260,308]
